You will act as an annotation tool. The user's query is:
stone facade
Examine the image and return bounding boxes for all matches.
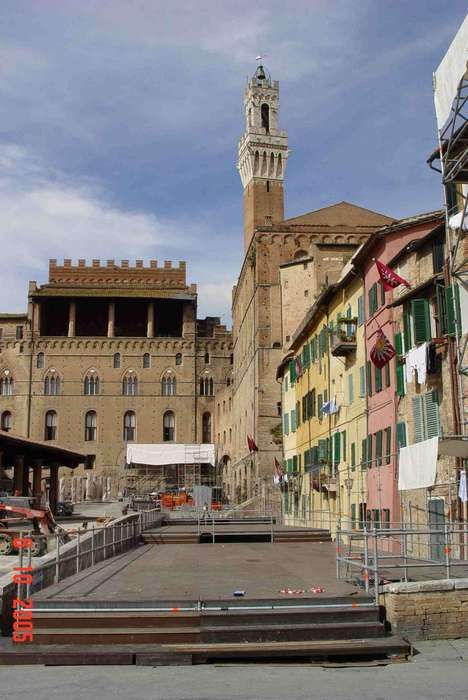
[221,66,393,504]
[0,259,232,494]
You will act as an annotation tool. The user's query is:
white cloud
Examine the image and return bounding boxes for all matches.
[0,143,237,319]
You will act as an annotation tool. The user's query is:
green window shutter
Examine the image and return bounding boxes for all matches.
[445,285,462,336]
[359,365,366,397]
[412,396,424,443]
[351,442,356,470]
[361,438,367,470]
[333,432,341,465]
[366,361,372,396]
[432,239,444,273]
[403,306,412,352]
[302,395,308,421]
[289,359,296,383]
[385,427,391,464]
[291,409,296,433]
[304,449,311,472]
[367,434,373,469]
[395,332,405,396]
[283,413,289,436]
[375,430,383,466]
[375,366,382,393]
[303,343,310,368]
[348,373,354,404]
[317,394,323,416]
[292,455,297,472]
[296,401,301,426]
[357,295,364,326]
[326,438,331,465]
[424,391,441,439]
[396,421,407,449]
[311,389,316,417]
[411,298,431,344]
[341,431,347,462]
[318,439,327,462]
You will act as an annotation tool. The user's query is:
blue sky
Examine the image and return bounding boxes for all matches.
[0,1,466,323]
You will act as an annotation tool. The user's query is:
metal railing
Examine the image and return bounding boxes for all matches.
[336,521,468,605]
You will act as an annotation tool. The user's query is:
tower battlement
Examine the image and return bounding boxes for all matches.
[48,259,191,290]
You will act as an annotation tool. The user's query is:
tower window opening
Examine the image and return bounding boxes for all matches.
[261,103,269,132]
[266,180,270,192]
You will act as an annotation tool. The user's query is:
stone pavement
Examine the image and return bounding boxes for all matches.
[0,639,467,700]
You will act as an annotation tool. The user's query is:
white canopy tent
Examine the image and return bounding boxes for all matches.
[126,443,216,467]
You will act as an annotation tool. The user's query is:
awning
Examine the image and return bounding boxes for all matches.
[126,443,215,467]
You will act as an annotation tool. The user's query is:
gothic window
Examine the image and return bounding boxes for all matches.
[261,103,270,132]
[16,326,23,340]
[143,353,150,369]
[122,371,138,396]
[44,410,57,441]
[113,353,121,369]
[175,353,182,366]
[0,371,13,396]
[85,410,97,441]
[84,370,99,396]
[44,370,61,396]
[1,411,12,432]
[202,412,211,443]
[230,353,233,365]
[163,411,175,442]
[161,371,176,396]
[123,411,136,441]
[204,352,210,364]
[37,352,44,369]
[199,375,214,396]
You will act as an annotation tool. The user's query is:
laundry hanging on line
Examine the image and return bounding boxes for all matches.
[405,342,427,385]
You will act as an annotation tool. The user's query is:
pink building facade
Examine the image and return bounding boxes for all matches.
[354,211,445,530]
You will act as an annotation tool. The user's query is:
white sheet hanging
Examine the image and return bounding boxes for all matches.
[398,437,439,491]
[126,443,215,467]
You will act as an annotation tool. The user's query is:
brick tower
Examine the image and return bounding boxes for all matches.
[238,65,289,251]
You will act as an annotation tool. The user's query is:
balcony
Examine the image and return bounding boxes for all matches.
[330,323,357,357]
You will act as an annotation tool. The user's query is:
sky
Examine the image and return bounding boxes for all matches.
[0,1,466,324]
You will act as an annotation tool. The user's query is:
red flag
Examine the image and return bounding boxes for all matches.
[370,330,396,368]
[375,259,410,292]
[247,435,258,452]
[274,458,284,477]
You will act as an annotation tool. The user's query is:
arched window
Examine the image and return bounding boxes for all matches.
[143,353,150,369]
[123,411,136,441]
[230,353,233,365]
[85,410,97,441]
[36,352,44,369]
[113,353,121,369]
[1,411,12,432]
[84,370,99,396]
[261,103,269,132]
[161,371,176,396]
[0,370,13,396]
[204,352,210,364]
[175,353,182,366]
[202,412,211,443]
[122,371,138,396]
[199,375,214,396]
[44,370,60,396]
[44,410,57,441]
[163,411,175,442]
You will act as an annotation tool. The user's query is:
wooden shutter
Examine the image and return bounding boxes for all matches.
[289,359,296,383]
[311,446,319,470]
[311,389,316,417]
[358,296,364,326]
[303,343,310,368]
[445,285,461,337]
[367,434,373,469]
[283,413,289,436]
[304,449,311,472]
[394,332,405,396]
[375,430,383,466]
[291,409,296,433]
[403,305,412,352]
[302,395,308,421]
[361,438,367,470]
[375,366,382,393]
[359,365,366,396]
[385,426,391,464]
[351,503,356,529]
[396,421,407,448]
[412,396,424,443]
[348,373,354,404]
[366,361,372,396]
[318,439,327,462]
[341,431,347,462]
[411,298,431,343]
[351,442,356,470]
[424,391,440,439]
[333,432,341,465]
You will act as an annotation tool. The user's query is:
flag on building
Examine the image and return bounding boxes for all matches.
[370,330,396,368]
[375,259,411,291]
[321,397,338,415]
[247,435,258,453]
